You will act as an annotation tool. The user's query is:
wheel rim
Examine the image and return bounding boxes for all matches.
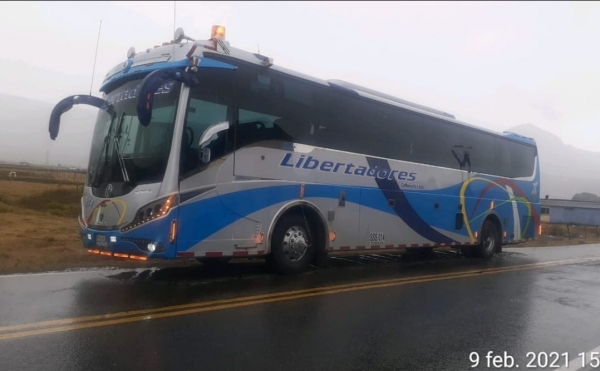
[281,225,309,262]
[482,223,496,252]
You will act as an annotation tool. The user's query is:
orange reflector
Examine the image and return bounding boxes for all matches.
[255,232,264,244]
[129,255,148,261]
[170,220,178,243]
[114,253,129,259]
[88,249,100,254]
[538,224,542,235]
[330,232,336,241]
[100,251,112,256]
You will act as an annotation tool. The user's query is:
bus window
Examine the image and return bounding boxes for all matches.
[236,68,314,149]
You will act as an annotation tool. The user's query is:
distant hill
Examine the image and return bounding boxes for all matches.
[572,192,600,202]
[508,123,600,199]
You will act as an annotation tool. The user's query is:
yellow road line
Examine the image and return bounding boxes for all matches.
[1,257,599,341]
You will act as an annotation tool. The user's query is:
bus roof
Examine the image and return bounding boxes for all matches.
[102,29,537,148]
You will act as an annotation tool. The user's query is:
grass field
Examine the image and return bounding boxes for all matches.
[0,170,598,274]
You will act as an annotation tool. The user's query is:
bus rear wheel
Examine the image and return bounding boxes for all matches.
[480,219,501,259]
[464,219,499,259]
[268,214,315,275]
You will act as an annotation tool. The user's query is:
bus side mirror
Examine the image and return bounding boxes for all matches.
[49,95,109,140]
[136,68,199,126]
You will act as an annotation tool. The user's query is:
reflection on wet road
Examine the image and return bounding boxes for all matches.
[2,244,600,370]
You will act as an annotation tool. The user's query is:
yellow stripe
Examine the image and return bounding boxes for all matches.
[1,257,598,341]
[459,177,533,242]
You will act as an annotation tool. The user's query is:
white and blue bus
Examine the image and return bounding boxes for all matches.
[49,26,541,274]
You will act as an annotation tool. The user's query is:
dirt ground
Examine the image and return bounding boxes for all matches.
[1,177,598,274]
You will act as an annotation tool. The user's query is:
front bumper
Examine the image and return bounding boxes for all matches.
[77,215,177,259]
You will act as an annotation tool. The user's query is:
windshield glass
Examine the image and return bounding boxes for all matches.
[87,79,181,197]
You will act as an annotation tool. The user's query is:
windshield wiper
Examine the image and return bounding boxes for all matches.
[91,107,117,188]
[91,134,111,188]
[114,113,135,186]
[113,136,131,184]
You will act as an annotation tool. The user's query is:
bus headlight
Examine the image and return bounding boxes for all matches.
[121,194,179,232]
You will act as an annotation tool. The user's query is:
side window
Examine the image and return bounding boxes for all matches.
[384,108,424,163]
[348,98,399,159]
[509,142,536,178]
[186,99,228,150]
[236,68,314,149]
[493,138,511,177]
[180,71,233,178]
[312,88,364,153]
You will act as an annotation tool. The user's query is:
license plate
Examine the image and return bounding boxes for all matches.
[96,235,107,247]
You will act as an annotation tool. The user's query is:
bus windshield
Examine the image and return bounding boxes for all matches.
[87,79,181,197]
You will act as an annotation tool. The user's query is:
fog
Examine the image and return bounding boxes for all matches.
[1,1,599,198]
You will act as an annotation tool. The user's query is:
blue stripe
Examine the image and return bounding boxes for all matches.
[176,180,461,251]
[101,59,190,92]
[366,157,457,244]
[177,184,364,248]
[100,57,236,92]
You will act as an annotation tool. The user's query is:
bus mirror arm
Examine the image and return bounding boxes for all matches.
[198,121,230,164]
[49,95,109,140]
[137,68,200,126]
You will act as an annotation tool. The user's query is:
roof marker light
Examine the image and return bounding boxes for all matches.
[127,47,136,59]
[211,25,226,40]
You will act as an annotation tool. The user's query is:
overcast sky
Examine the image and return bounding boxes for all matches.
[1,1,600,152]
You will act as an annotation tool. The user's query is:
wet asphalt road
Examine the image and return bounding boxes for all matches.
[2,245,600,371]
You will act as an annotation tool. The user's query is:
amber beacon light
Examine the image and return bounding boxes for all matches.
[211,25,226,40]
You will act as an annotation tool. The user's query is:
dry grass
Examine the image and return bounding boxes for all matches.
[518,224,600,247]
[0,179,184,274]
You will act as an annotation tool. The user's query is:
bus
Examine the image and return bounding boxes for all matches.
[48,26,541,274]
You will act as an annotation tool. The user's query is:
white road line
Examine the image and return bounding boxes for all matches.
[555,345,600,371]
[0,267,159,279]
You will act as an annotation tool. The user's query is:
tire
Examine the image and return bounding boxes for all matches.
[268,214,316,275]
[476,219,500,259]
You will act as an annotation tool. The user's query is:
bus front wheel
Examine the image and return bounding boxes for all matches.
[268,214,316,275]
